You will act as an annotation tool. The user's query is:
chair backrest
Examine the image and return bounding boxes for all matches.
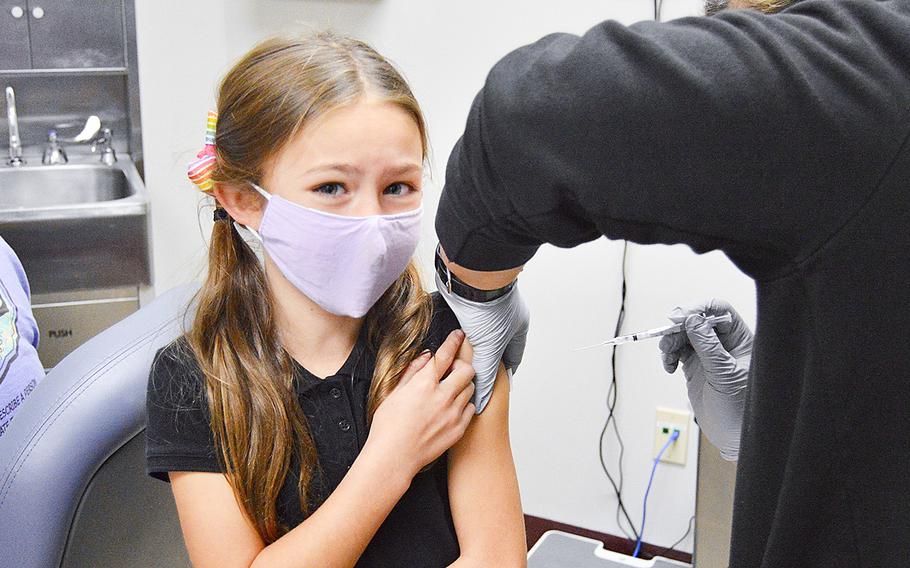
[0,283,200,568]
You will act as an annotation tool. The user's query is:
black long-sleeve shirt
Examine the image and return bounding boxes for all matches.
[435,1,910,566]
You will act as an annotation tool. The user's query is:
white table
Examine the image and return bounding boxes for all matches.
[528,531,692,568]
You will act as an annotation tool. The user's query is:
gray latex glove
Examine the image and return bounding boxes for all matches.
[434,270,529,413]
[658,299,753,461]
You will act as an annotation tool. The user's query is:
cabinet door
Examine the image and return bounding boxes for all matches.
[27,0,125,69]
[0,2,31,69]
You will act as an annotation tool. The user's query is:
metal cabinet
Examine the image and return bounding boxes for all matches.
[0,0,125,71]
[28,0,125,69]
[0,2,31,69]
[31,287,140,369]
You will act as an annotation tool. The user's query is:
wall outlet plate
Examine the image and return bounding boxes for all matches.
[654,407,690,465]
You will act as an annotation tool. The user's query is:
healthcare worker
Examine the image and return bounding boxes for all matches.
[433,0,910,566]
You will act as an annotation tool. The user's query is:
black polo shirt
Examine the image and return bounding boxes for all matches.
[146,293,461,567]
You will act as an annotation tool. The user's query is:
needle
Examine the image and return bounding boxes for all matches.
[573,313,733,351]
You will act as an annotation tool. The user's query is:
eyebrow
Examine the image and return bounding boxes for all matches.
[304,163,422,177]
[384,163,423,177]
[305,163,361,176]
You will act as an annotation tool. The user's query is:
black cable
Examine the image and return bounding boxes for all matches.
[596,241,640,543]
[605,4,665,544]
[604,362,636,541]
[611,245,635,540]
[603,0,667,549]
[649,515,696,559]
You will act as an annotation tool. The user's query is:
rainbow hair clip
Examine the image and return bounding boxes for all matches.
[187,110,218,192]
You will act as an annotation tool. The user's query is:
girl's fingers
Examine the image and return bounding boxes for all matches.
[453,379,476,410]
[397,350,432,387]
[439,358,476,399]
[428,330,466,380]
[458,401,476,433]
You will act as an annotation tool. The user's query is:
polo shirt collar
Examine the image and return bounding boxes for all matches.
[293,326,375,394]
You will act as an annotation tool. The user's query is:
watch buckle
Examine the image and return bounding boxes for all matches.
[437,243,454,293]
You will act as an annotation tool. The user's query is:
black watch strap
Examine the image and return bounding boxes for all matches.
[435,247,516,303]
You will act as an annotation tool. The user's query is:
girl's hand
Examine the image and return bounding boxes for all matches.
[368,329,476,480]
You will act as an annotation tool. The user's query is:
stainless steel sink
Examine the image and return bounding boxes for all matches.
[0,165,133,208]
[0,156,151,294]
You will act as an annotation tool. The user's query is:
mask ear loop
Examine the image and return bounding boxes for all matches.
[239,182,271,242]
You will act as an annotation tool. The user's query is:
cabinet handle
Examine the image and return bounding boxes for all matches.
[31,6,44,19]
[10,6,24,18]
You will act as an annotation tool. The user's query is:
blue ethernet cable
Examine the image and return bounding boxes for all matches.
[632,428,681,558]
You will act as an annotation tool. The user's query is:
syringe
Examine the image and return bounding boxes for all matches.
[573,313,733,351]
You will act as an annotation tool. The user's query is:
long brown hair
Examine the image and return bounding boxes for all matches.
[184,32,432,543]
[706,0,794,16]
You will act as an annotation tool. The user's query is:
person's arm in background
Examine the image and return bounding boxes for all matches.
[436,0,910,278]
[446,340,526,568]
[0,236,45,438]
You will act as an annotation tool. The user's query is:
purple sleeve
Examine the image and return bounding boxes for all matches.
[0,236,45,438]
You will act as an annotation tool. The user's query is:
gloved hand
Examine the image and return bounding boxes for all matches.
[658,299,753,461]
[434,270,530,413]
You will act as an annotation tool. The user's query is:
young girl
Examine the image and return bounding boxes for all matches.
[145,33,526,568]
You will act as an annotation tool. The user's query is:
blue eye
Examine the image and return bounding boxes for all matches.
[384,183,414,196]
[314,183,346,197]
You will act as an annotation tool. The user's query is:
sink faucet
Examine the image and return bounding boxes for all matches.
[90,128,117,166]
[42,130,68,165]
[40,116,103,165]
[6,87,24,167]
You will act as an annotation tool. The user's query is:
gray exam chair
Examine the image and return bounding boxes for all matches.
[0,283,200,568]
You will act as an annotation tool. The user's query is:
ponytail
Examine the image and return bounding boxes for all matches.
[187,215,318,541]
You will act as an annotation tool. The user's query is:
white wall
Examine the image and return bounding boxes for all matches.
[135,0,656,292]
[135,0,753,555]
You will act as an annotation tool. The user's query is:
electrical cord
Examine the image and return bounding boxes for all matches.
[596,240,691,556]
[603,1,669,555]
[596,242,640,543]
[600,0,665,542]
[633,429,681,558]
[650,515,696,559]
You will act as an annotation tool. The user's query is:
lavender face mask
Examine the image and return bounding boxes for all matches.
[247,183,422,318]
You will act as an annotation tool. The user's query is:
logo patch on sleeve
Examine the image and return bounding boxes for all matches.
[0,280,20,382]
